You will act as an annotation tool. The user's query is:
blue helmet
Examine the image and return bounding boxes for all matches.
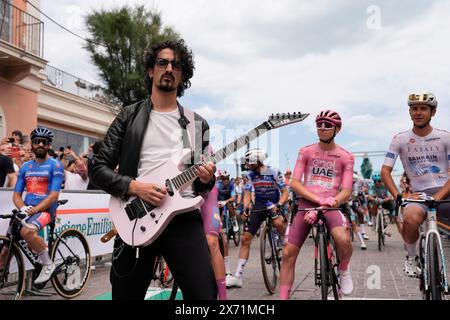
[30,127,54,142]
[371,171,381,182]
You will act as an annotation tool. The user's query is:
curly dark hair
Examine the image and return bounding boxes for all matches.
[143,39,195,97]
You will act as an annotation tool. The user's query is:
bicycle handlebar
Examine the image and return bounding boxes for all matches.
[0,209,27,220]
[0,199,68,219]
[394,195,450,217]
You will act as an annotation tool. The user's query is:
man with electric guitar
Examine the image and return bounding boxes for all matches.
[90,39,218,300]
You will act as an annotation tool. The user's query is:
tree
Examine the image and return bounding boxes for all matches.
[84,5,179,107]
[360,153,373,179]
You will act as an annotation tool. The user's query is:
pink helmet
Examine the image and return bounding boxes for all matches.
[315,110,342,128]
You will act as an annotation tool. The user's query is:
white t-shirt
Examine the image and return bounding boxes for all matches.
[64,170,89,190]
[137,108,194,198]
[383,128,450,192]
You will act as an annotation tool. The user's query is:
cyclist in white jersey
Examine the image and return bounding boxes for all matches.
[381,92,450,277]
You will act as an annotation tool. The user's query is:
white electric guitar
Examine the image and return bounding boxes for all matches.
[109,112,309,247]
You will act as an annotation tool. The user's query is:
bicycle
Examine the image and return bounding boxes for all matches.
[297,207,341,300]
[221,203,241,247]
[258,204,285,294]
[371,199,390,251]
[0,200,91,300]
[149,255,179,300]
[395,195,450,300]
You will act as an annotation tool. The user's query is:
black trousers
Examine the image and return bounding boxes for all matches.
[110,210,217,300]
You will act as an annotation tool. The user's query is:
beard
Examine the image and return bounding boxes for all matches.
[33,147,47,159]
[156,74,178,92]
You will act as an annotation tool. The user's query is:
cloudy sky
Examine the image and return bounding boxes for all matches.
[40,0,450,178]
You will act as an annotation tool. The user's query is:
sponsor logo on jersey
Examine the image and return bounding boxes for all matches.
[407,145,440,153]
[409,138,416,144]
[312,159,336,170]
[386,152,395,159]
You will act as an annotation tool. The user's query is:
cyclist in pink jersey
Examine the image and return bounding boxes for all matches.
[279,110,355,299]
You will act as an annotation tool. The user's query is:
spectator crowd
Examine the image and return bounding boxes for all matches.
[0,129,102,191]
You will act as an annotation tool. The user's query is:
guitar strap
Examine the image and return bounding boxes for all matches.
[178,104,202,164]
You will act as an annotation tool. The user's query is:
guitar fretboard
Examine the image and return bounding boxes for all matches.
[170,126,266,190]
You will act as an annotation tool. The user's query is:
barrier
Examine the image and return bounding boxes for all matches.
[0,188,114,260]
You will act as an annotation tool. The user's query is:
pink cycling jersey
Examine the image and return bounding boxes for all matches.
[287,143,354,248]
[292,143,354,198]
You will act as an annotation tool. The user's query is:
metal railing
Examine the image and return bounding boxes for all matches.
[43,65,108,102]
[0,0,44,57]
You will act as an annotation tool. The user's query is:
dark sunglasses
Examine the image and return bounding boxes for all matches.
[374,179,382,183]
[32,138,50,146]
[155,58,183,71]
[316,121,335,130]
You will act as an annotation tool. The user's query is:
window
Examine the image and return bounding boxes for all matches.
[45,127,86,155]
[0,2,11,42]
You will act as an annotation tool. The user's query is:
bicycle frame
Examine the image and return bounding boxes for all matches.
[422,206,449,293]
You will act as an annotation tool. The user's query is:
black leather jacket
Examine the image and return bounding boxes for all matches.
[89,98,215,199]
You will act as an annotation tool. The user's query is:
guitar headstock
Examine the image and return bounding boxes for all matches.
[266,112,310,129]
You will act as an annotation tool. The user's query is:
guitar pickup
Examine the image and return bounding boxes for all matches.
[125,198,154,221]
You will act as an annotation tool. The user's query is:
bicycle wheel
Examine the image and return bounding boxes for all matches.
[260,224,277,294]
[427,233,443,300]
[232,216,241,247]
[0,236,25,300]
[328,238,340,300]
[50,228,91,299]
[318,232,329,300]
[377,213,383,251]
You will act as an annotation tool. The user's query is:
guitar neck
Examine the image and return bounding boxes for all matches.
[170,123,269,190]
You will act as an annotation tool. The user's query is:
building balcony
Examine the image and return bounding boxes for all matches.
[0,0,46,84]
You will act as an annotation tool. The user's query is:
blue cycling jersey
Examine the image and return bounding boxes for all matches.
[216,179,236,201]
[14,158,65,213]
[245,166,286,210]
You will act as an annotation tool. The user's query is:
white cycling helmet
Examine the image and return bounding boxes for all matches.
[244,148,268,164]
[220,170,230,178]
[408,91,437,108]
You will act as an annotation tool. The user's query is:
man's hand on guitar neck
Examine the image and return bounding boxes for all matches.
[128,180,167,207]
[196,155,216,184]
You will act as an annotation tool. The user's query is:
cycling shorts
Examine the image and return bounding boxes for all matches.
[243,208,282,236]
[287,199,349,248]
[25,211,54,231]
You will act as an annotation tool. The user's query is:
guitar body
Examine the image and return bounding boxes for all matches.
[109,149,204,247]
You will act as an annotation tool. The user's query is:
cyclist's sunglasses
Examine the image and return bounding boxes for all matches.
[373,179,382,183]
[408,93,431,102]
[32,138,50,146]
[154,58,183,71]
[316,121,335,130]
